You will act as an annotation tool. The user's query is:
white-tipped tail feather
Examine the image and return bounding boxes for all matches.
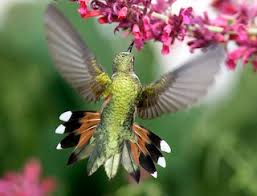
[160,140,171,153]
[157,157,166,168]
[151,171,158,178]
[55,124,65,134]
[56,143,62,150]
[59,111,72,122]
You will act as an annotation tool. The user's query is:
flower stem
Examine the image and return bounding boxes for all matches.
[248,28,257,35]
[151,12,169,23]
[151,11,257,36]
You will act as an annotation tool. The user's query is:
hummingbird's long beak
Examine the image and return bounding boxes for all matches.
[127,41,134,53]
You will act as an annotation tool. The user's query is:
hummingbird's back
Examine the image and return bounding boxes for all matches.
[87,72,141,178]
[103,72,141,128]
[98,72,141,150]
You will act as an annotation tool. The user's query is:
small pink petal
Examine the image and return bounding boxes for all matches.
[78,7,87,16]
[118,7,128,19]
[161,44,170,55]
[23,159,41,183]
[226,58,237,70]
[132,24,141,38]
[41,177,56,194]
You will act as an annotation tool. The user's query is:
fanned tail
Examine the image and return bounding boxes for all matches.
[121,141,140,182]
[104,153,121,179]
[86,138,121,179]
[121,124,172,183]
[55,110,122,179]
[55,111,100,164]
[55,111,171,183]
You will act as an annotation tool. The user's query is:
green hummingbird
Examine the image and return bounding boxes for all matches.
[44,5,225,182]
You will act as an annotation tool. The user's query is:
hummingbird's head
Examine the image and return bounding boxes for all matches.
[113,52,135,73]
[113,42,135,73]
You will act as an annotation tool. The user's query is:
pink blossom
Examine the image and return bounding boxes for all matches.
[118,7,128,19]
[188,13,225,51]
[161,24,172,54]
[0,159,56,196]
[142,16,152,40]
[152,0,176,13]
[77,0,101,18]
[226,46,257,70]
[226,47,246,70]
[212,0,238,15]
[132,24,144,49]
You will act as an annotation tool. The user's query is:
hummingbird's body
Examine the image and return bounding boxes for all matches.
[100,72,141,150]
[90,72,141,177]
[44,5,225,182]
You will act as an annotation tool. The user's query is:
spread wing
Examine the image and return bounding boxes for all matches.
[137,46,225,119]
[44,4,111,102]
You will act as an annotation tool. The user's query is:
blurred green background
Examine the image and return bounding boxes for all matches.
[1,1,257,196]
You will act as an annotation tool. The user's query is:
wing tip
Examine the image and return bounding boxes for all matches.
[44,3,65,26]
[45,3,59,16]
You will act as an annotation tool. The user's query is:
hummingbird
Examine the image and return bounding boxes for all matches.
[44,5,225,182]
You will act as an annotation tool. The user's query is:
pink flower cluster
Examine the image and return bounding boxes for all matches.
[190,0,257,71]
[71,0,257,71]
[0,159,56,196]
[72,0,193,54]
